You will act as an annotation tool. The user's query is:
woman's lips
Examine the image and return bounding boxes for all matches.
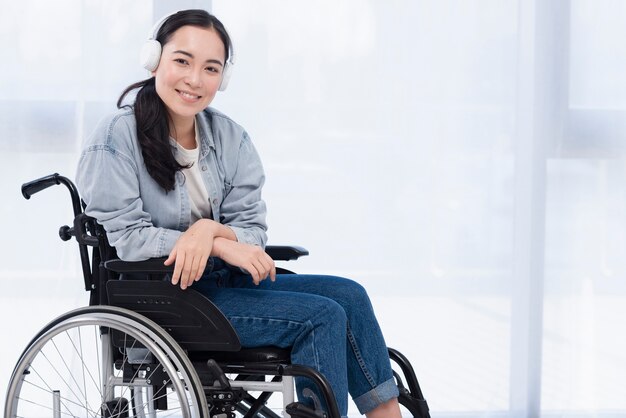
[176,89,202,102]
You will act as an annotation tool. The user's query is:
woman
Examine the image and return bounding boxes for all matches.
[76,9,401,418]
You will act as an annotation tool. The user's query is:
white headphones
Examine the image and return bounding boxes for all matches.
[139,10,235,91]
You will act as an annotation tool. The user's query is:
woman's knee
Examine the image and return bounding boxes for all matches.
[313,297,348,329]
[323,276,372,307]
[292,298,348,360]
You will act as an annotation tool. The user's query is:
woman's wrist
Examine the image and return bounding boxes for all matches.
[192,219,231,239]
[211,221,237,241]
[212,236,234,258]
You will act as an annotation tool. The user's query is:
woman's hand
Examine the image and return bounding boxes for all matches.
[214,238,276,285]
[164,219,217,289]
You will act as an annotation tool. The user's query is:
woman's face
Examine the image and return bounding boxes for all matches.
[153,25,226,127]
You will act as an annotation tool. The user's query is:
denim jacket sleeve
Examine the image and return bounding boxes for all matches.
[76,111,182,261]
[212,113,268,248]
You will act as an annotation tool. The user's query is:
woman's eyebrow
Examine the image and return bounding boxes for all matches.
[172,50,224,66]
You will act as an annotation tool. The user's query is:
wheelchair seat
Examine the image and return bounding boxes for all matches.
[192,347,292,364]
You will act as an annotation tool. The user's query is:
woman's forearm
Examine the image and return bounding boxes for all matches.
[194,219,237,242]
[211,236,233,258]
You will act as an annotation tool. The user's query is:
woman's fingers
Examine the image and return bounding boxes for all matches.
[164,248,177,266]
[184,256,202,289]
[172,253,208,289]
[268,260,277,282]
[245,260,261,285]
[168,222,215,290]
[195,255,209,281]
[259,254,276,282]
[250,255,276,284]
[171,252,186,286]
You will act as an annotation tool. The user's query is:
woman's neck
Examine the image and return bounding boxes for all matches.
[169,116,196,149]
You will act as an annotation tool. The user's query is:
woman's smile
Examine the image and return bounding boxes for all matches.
[176,88,202,102]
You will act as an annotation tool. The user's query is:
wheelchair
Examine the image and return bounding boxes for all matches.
[5,173,431,418]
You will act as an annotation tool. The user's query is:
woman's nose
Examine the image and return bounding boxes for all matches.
[184,70,202,88]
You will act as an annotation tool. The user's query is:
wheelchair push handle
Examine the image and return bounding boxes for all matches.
[21,173,83,217]
[21,173,61,199]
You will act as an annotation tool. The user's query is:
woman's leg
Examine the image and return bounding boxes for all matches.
[365,398,402,418]
[193,277,351,416]
[231,273,400,416]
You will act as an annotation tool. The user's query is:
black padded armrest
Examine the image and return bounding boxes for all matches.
[104,257,173,273]
[104,245,308,273]
[265,245,309,261]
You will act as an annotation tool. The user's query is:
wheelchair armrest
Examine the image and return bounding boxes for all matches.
[265,245,309,261]
[104,257,173,273]
[104,244,308,273]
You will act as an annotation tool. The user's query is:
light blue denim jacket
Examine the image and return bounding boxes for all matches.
[76,107,267,261]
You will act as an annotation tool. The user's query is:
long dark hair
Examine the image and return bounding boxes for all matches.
[117,10,232,191]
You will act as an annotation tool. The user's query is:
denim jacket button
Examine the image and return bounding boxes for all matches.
[201,165,207,171]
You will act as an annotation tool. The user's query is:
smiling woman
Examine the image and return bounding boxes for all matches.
[74,9,406,418]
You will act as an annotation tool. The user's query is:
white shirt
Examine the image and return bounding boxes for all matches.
[172,122,212,223]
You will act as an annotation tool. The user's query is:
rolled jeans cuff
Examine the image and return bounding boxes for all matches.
[353,377,399,414]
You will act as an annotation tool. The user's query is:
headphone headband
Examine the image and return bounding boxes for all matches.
[148,11,175,40]
[139,10,235,91]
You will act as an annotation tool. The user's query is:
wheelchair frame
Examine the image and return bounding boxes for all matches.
[5,173,430,418]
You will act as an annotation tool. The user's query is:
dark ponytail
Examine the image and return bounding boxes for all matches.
[118,78,183,191]
[117,10,232,192]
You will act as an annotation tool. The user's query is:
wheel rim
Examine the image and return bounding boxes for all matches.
[5,308,205,418]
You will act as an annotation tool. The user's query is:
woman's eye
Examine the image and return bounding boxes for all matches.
[174,58,188,65]
[206,66,220,74]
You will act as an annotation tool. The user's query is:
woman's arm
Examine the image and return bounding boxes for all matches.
[162,218,275,289]
[77,148,181,260]
[218,129,268,248]
[212,125,275,283]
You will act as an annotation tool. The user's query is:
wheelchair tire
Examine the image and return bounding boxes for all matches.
[5,305,209,418]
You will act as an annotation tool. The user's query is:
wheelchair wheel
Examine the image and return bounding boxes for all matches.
[5,306,209,418]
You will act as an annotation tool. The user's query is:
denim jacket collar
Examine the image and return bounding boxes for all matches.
[197,111,215,159]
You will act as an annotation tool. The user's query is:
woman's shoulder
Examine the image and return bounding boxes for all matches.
[83,107,138,150]
[199,107,250,144]
[201,107,241,127]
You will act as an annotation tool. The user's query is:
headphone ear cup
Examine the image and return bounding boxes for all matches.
[219,61,233,91]
[218,63,232,91]
[140,39,162,72]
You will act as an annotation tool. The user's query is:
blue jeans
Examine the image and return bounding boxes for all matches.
[192,266,399,416]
